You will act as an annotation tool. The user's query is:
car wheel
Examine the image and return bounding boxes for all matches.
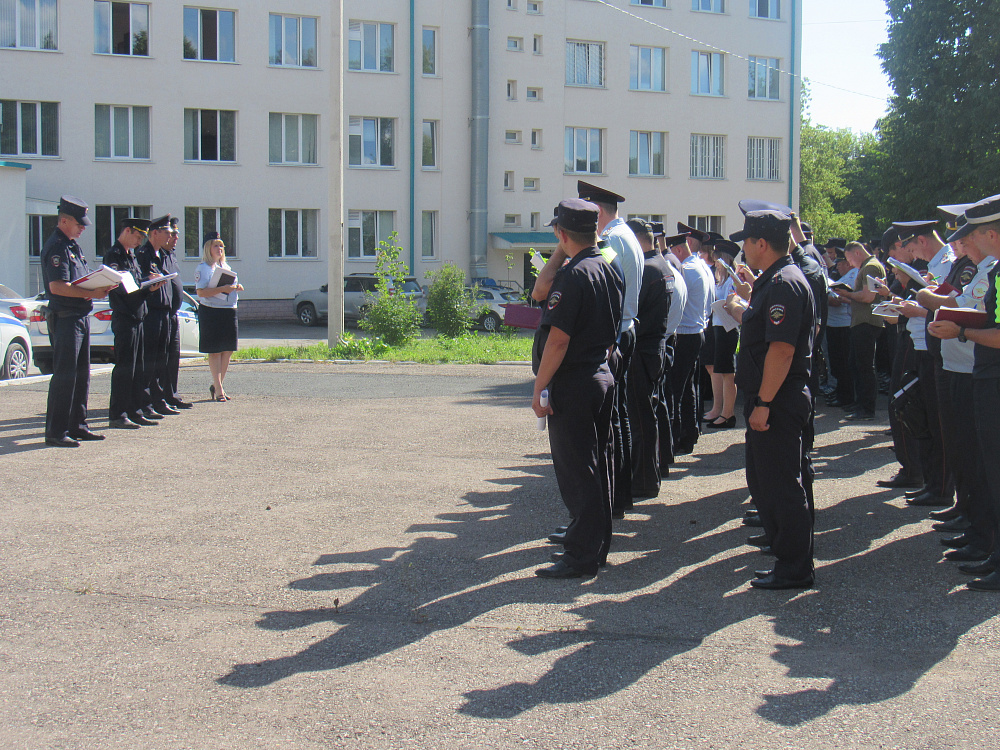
[297,302,318,327]
[482,312,502,333]
[3,341,28,379]
[35,357,53,375]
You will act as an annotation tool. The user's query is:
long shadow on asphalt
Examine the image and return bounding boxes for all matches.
[0,414,49,454]
[217,424,993,726]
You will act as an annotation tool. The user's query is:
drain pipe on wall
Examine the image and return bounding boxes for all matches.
[788,0,798,209]
[469,0,490,276]
[409,0,416,272]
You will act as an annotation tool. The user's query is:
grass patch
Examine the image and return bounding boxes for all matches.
[234,332,532,365]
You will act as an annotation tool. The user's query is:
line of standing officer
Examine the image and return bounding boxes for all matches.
[162,218,192,410]
[137,215,181,419]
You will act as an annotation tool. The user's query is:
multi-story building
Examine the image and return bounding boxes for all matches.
[2,0,800,315]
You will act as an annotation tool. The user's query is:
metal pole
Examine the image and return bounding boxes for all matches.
[328,0,345,344]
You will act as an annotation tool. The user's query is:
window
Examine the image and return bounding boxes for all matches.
[632,0,666,6]
[504,214,520,227]
[95,104,150,160]
[530,212,540,229]
[506,0,517,9]
[28,214,59,259]
[503,171,514,190]
[268,208,318,258]
[690,134,726,179]
[693,0,724,11]
[628,213,664,223]
[566,41,604,87]
[422,27,436,75]
[750,0,779,19]
[507,80,517,100]
[523,177,539,191]
[747,136,781,181]
[564,127,603,174]
[421,211,436,258]
[348,20,393,72]
[184,207,237,258]
[748,56,780,100]
[268,113,318,165]
[629,130,666,176]
[347,210,394,259]
[268,14,317,67]
[527,1,542,13]
[183,7,235,62]
[348,116,394,167]
[532,34,542,54]
[630,45,666,91]
[94,2,148,55]
[422,120,437,168]
[505,130,521,144]
[507,36,523,52]
[184,109,236,162]
[691,51,724,95]
[95,204,150,253]
[0,0,58,50]
[688,215,722,234]
[1,100,58,156]
[526,87,542,101]
[531,129,542,149]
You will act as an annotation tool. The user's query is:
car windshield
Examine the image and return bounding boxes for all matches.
[0,284,23,299]
[500,292,520,302]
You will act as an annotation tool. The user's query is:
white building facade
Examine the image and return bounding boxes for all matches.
[2,0,801,315]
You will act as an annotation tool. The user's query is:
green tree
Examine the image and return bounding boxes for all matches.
[425,264,479,338]
[799,117,862,243]
[359,232,423,346]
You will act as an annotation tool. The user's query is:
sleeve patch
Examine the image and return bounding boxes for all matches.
[547,291,562,310]
[768,304,786,325]
[51,255,61,268]
[973,278,989,300]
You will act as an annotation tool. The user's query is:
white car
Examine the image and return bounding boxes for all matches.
[472,286,522,332]
[0,311,32,380]
[0,283,44,325]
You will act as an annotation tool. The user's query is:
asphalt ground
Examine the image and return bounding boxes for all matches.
[1,360,998,749]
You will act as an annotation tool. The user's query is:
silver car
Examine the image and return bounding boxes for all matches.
[0,311,32,379]
[294,275,427,327]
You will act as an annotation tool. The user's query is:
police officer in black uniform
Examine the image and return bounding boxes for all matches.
[531,199,624,578]
[105,217,165,428]
[41,196,117,447]
[730,209,816,589]
[137,215,178,418]
[162,218,192,409]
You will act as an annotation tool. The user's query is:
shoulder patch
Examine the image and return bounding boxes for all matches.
[51,254,61,268]
[959,266,977,287]
[547,291,562,310]
[769,304,786,325]
[973,278,989,300]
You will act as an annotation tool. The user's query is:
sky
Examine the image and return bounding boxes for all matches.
[800,0,892,133]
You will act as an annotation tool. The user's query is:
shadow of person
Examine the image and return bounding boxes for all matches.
[0,412,52,455]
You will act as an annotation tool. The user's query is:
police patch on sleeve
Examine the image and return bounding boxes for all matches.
[768,304,786,325]
[973,278,989,300]
[51,255,61,268]
[547,291,562,310]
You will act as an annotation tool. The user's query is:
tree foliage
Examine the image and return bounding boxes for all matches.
[358,232,423,347]
[425,264,478,338]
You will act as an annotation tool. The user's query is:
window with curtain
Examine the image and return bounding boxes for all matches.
[268,113,318,165]
[0,0,58,50]
[564,127,602,174]
[95,205,151,253]
[268,208,319,257]
[421,211,436,258]
[268,14,317,67]
[629,130,666,176]
[0,100,59,156]
[422,120,437,168]
[348,20,394,72]
[630,45,666,91]
[565,40,604,87]
[95,104,150,159]
[184,207,238,257]
[748,56,781,99]
[347,210,394,258]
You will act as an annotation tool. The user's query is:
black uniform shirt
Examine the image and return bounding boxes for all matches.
[41,228,93,313]
[105,241,150,322]
[635,250,672,357]
[532,246,624,375]
[973,265,1000,380]
[162,247,183,313]
[735,254,816,396]
[792,242,828,331]
[138,242,173,311]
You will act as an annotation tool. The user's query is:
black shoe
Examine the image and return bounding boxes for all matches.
[905,486,930,499]
[907,491,951,507]
[967,571,1000,591]
[155,403,181,415]
[168,399,194,409]
[611,510,626,520]
[45,436,79,448]
[535,560,590,578]
[928,506,960,520]
[932,517,971,532]
[746,534,770,547]
[743,515,763,527]
[826,398,855,409]
[959,559,996,576]
[130,413,158,426]
[68,429,105,441]
[550,552,564,563]
[941,534,972,549]
[844,410,876,421]
[706,416,736,429]
[754,569,773,578]
[141,409,164,420]
[547,531,567,545]
[554,525,569,534]
[109,417,142,430]
[876,471,923,489]
[744,509,759,518]
[944,545,992,562]
[673,441,696,456]
[750,572,813,590]
[759,546,776,556]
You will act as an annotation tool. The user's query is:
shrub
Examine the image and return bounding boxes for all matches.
[359,232,423,347]
[425,264,481,338]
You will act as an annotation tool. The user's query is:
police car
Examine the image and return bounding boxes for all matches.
[0,310,32,380]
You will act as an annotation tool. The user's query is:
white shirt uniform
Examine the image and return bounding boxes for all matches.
[601,217,644,336]
[941,256,998,374]
[909,244,955,351]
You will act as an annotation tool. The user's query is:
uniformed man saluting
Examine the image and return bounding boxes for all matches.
[41,196,117,447]
[531,199,624,578]
[730,209,816,589]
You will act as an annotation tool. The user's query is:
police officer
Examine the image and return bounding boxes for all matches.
[137,215,177,418]
[730,209,816,589]
[655,234,688,474]
[531,199,624,578]
[162,218,192,409]
[41,196,116,447]
[105,217,164,429]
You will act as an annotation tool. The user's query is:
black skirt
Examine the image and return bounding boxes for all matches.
[712,325,739,374]
[198,305,238,353]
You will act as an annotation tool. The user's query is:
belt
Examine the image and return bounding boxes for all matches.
[47,309,88,319]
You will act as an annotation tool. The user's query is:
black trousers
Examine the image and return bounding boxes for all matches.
[850,323,881,413]
[109,317,145,421]
[826,325,853,402]
[973,377,1000,558]
[671,332,704,450]
[745,385,814,580]
[915,351,953,499]
[45,312,91,439]
[888,329,921,479]
[142,309,170,410]
[940,369,994,549]
[628,346,665,498]
[165,312,181,404]
[610,328,635,513]
[547,364,615,574]
[656,334,676,470]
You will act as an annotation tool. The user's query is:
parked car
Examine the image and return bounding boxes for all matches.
[0,311,32,379]
[0,283,45,324]
[29,291,202,374]
[293,274,427,327]
[471,287,522,332]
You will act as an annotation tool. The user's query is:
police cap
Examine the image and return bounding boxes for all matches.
[576,180,625,206]
[58,195,92,226]
[729,210,792,246]
[880,226,899,252]
[676,222,712,244]
[711,239,741,259]
[892,220,939,244]
[545,198,599,233]
[149,214,172,231]
[825,238,847,250]
[949,193,1000,242]
[120,217,151,233]
[204,230,222,244]
[625,218,653,243]
[737,198,793,216]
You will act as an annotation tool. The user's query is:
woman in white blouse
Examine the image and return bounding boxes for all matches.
[194,232,243,401]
